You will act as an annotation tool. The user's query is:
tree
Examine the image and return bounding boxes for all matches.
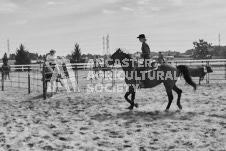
[9,54,16,59]
[193,39,212,59]
[184,49,195,56]
[65,54,71,60]
[38,55,43,60]
[2,53,8,64]
[71,43,82,63]
[29,52,39,60]
[15,44,31,65]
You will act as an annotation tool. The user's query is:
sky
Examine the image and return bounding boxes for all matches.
[0,0,226,58]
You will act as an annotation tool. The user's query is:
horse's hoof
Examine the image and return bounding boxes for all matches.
[126,106,134,110]
[134,103,139,108]
[164,109,169,112]
[177,104,182,110]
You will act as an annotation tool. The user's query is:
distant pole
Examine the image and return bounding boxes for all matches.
[103,36,105,56]
[218,33,221,47]
[7,39,10,56]
[106,34,110,56]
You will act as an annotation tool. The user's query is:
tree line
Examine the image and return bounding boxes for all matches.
[183,39,226,59]
[1,39,226,65]
[1,43,105,65]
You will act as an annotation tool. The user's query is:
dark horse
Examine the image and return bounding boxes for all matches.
[0,63,10,80]
[188,66,213,85]
[108,49,197,110]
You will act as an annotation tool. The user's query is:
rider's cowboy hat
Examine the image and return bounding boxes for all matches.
[137,34,146,39]
[50,49,56,53]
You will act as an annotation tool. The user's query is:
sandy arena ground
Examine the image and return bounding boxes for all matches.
[0,78,226,151]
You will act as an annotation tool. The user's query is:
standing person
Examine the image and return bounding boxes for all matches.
[46,49,57,70]
[158,52,165,64]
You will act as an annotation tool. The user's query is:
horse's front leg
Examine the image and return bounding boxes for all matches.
[124,92,138,110]
[131,92,138,108]
[124,92,134,110]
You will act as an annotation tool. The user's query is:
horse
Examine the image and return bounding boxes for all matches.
[107,48,196,110]
[188,66,213,85]
[0,63,11,80]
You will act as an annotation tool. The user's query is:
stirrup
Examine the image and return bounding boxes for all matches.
[137,80,145,89]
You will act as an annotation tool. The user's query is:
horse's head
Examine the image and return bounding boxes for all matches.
[108,48,131,65]
[205,66,213,73]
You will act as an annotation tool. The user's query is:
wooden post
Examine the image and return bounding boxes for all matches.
[28,66,31,94]
[18,71,20,88]
[206,61,209,84]
[112,66,115,86]
[74,64,78,84]
[42,63,46,100]
[225,60,226,80]
[1,72,4,91]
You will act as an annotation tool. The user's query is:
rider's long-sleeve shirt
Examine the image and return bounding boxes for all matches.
[141,42,151,58]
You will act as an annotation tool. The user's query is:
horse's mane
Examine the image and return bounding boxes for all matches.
[116,48,132,59]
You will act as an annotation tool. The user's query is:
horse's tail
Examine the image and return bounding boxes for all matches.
[177,65,196,90]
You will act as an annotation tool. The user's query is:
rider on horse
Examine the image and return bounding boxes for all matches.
[158,52,165,64]
[137,34,151,65]
[137,34,152,87]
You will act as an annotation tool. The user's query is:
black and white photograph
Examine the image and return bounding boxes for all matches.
[0,0,226,150]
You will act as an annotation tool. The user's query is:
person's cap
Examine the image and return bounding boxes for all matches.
[50,49,56,53]
[137,34,146,39]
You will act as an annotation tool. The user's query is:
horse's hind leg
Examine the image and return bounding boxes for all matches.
[163,83,174,110]
[165,89,173,110]
[173,85,182,109]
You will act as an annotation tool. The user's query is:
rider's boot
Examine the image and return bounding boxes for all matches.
[137,66,146,88]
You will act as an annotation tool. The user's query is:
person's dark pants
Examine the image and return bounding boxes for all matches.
[137,55,152,87]
[139,54,151,73]
[49,63,56,71]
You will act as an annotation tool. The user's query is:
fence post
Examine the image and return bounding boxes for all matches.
[112,66,115,86]
[75,64,78,84]
[28,66,31,94]
[206,61,209,84]
[1,72,4,91]
[42,63,46,100]
[225,60,226,80]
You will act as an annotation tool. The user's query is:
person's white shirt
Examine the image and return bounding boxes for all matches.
[46,54,57,64]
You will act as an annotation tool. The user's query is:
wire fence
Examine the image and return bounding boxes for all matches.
[1,59,226,99]
[0,64,43,93]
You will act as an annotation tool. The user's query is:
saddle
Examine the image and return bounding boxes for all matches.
[136,60,159,88]
[137,60,159,73]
